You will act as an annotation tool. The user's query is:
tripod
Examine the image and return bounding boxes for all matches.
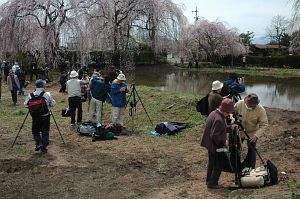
[12,110,65,148]
[125,83,153,132]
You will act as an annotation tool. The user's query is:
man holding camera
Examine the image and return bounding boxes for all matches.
[110,72,128,127]
[235,93,268,169]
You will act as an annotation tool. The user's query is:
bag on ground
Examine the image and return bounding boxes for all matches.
[27,91,49,117]
[196,94,209,116]
[154,122,188,135]
[240,166,269,187]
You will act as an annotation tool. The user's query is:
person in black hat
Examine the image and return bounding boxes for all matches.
[24,79,56,153]
[235,93,268,169]
[201,98,236,189]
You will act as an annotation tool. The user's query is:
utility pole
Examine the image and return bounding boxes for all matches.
[192,7,199,22]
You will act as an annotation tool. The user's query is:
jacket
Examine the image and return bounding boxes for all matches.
[235,100,268,138]
[201,109,230,153]
[223,78,245,93]
[7,75,20,91]
[110,80,127,107]
[208,91,223,114]
[90,76,111,102]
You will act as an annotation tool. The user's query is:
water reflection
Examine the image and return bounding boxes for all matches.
[127,65,300,111]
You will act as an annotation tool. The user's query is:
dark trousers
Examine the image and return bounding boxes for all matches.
[10,89,18,104]
[206,151,222,186]
[243,141,257,169]
[68,96,82,124]
[32,115,50,149]
[59,83,66,92]
[19,80,25,95]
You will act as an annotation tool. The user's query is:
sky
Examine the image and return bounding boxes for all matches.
[172,0,293,37]
[0,0,293,37]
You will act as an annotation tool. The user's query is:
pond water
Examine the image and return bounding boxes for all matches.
[125,65,300,111]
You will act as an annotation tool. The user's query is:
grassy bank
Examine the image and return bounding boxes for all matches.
[175,64,300,78]
[0,83,206,138]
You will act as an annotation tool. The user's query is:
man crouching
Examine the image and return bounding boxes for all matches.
[24,79,56,153]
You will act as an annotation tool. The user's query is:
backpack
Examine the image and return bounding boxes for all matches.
[196,94,209,116]
[154,122,188,135]
[27,91,49,117]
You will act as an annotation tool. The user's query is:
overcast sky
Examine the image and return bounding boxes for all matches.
[0,0,293,37]
[173,0,293,37]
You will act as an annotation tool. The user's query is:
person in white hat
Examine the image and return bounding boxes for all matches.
[66,70,89,126]
[208,80,223,114]
[110,72,128,127]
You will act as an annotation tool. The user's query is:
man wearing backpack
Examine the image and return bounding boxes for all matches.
[208,80,223,114]
[24,79,56,153]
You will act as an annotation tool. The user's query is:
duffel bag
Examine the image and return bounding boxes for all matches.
[240,166,269,188]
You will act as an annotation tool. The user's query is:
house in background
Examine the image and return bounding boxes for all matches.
[249,44,288,56]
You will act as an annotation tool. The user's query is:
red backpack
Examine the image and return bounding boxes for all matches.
[27,91,49,117]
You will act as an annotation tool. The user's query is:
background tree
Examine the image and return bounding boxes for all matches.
[239,31,254,46]
[267,15,289,48]
[180,19,245,64]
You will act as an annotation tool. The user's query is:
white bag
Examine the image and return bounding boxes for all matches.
[240,166,270,187]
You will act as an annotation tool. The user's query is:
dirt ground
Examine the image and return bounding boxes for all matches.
[0,83,299,199]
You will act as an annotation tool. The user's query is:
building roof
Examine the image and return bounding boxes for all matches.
[254,44,287,49]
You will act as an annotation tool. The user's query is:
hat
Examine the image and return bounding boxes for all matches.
[245,93,260,106]
[35,79,46,88]
[212,80,223,90]
[70,70,78,78]
[117,73,126,81]
[219,98,234,113]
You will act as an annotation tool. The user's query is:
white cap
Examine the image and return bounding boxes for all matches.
[70,70,78,78]
[212,80,223,91]
[117,73,126,81]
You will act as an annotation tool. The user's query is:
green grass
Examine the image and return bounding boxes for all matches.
[175,64,300,78]
[123,191,139,199]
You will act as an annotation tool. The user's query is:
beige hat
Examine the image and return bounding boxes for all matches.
[212,80,223,90]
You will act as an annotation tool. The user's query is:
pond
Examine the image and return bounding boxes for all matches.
[125,65,300,111]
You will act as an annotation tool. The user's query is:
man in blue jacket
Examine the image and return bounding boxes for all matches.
[110,72,128,126]
[89,73,111,123]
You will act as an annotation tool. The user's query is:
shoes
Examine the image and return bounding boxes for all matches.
[207,184,224,189]
[34,145,41,151]
[77,122,82,125]
[71,123,75,126]
[41,147,48,154]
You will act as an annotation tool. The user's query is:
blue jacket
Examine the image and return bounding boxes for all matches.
[224,78,245,93]
[90,77,111,102]
[110,80,127,107]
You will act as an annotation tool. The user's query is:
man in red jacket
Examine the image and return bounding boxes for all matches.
[201,98,235,189]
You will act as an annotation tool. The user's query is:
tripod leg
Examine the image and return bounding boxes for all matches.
[134,89,153,125]
[12,111,30,148]
[50,110,65,144]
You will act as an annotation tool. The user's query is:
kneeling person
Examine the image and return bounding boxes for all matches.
[24,79,56,153]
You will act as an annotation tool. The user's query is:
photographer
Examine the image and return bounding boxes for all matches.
[88,72,111,123]
[110,72,128,127]
[24,79,56,153]
[66,70,89,126]
[222,73,245,103]
[201,98,236,189]
[235,93,268,169]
